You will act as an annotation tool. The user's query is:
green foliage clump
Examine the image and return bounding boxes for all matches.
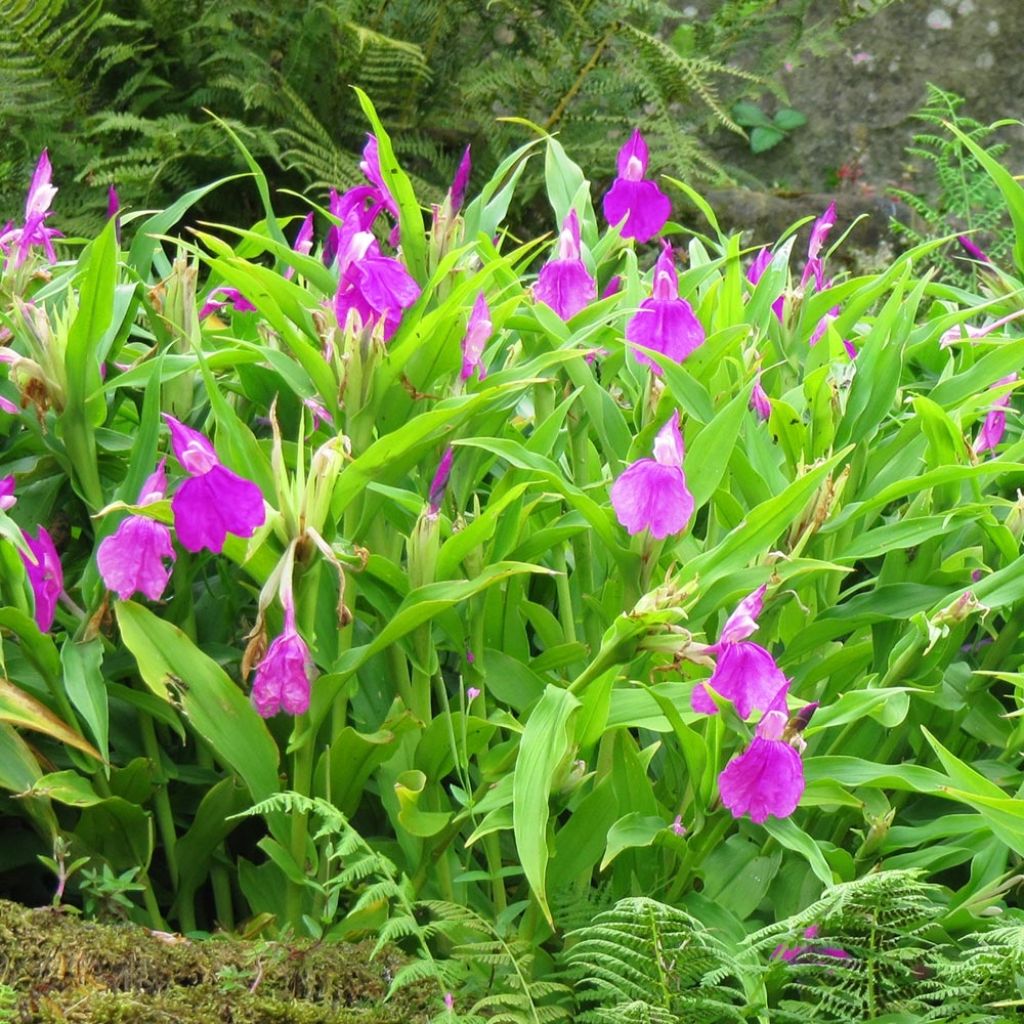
[890,83,1016,288]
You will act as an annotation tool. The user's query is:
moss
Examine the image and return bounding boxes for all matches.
[0,900,432,1023]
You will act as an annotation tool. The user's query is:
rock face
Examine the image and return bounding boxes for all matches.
[706,0,1024,193]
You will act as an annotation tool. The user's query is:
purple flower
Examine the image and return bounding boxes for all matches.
[466,686,481,702]
[772,925,850,963]
[428,447,454,516]
[626,243,705,373]
[610,411,694,539]
[801,202,836,291]
[333,211,421,340]
[750,373,771,421]
[199,287,257,320]
[747,247,785,320]
[974,373,1016,455]
[718,710,805,824]
[957,235,990,264]
[692,642,789,718]
[670,814,686,837]
[97,461,176,601]
[449,146,472,213]
[692,586,789,718]
[21,527,62,631]
[164,415,266,554]
[106,186,120,222]
[250,599,316,718]
[602,275,622,298]
[284,213,316,281]
[461,293,492,381]
[323,186,378,265]
[0,475,15,511]
[719,585,766,644]
[360,135,400,224]
[0,150,61,268]
[534,209,596,320]
[602,129,672,243]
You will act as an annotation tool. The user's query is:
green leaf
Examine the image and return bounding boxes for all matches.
[61,637,109,766]
[773,108,807,131]
[115,601,280,807]
[731,101,773,129]
[600,812,669,870]
[0,678,100,760]
[513,684,579,925]
[750,126,785,153]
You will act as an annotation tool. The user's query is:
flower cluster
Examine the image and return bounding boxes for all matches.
[0,151,61,271]
[689,587,812,824]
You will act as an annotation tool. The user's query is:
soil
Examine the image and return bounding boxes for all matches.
[0,900,433,1023]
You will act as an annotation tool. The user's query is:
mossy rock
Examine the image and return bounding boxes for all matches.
[0,899,433,1023]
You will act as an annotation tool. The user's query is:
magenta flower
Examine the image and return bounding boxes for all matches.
[428,447,454,516]
[333,210,421,340]
[359,135,400,225]
[0,475,15,511]
[449,146,472,213]
[250,599,316,718]
[283,213,316,281]
[626,243,705,373]
[466,686,481,702]
[718,710,805,824]
[199,287,257,320]
[97,461,176,601]
[610,411,694,539]
[772,925,850,963]
[957,235,991,264]
[801,202,836,291]
[747,247,785,321]
[974,373,1016,455]
[602,129,672,243]
[692,585,789,718]
[461,293,492,381]
[692,642,789,718]
[0,150,61,268]
[750,373,771,421]
[534,209,596,321]
[21,527,62,631]
[323,186,377,265]
[164,415,266,554]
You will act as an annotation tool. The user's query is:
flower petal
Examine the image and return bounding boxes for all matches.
[718,736,804,823]
[610,459,694,539]
[170,467,265,554]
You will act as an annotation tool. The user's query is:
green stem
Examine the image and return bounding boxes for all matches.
[285,720,315,931]
[570,422,600,654]
[139,712,179,891]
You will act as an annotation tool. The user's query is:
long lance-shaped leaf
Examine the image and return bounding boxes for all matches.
[116,601,280,807]
[513,683,580,926]
[0,678,100,761]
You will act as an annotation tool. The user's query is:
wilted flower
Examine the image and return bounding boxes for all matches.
[974,373,1016,456]
[461,293,492,382]
[21,527,62,631]
[627,243,705,374]
[0,150,61,268]
[692,586,789,718]
[250,596,316,718]
[534,209,596,320]
[333,209,421,340]
[772,924,850,963]
[751,373,771,421]
[718,709,805,823]
[199,287,256,320]
[164,415,266,554]
[97,461,176,602]
[428,447,454,516]
[602,129,672,243]
[610,411,694,539]
[449,146,472,213]
[0,475,15,511]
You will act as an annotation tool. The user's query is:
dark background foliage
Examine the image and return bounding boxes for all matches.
[0,0,897,236]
